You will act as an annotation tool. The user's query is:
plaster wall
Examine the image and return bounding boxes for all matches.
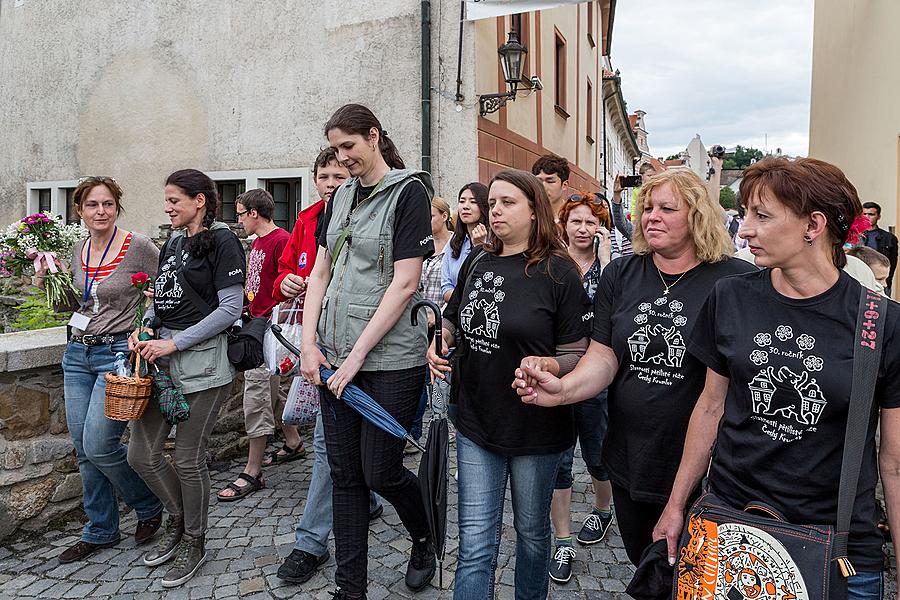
[809,0,900,227]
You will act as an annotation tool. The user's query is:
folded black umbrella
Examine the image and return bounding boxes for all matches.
[625,539,673,600]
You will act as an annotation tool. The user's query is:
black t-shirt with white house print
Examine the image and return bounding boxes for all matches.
[691,269,900,571]
[445,252,593,456]
[592,254,756,503]
[154,229,246,330]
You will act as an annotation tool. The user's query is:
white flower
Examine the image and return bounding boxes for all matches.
[754,333,771,347]
[634,314,648,325]
[804,355,824,371]
[494,291,505,302]
[775,325,793,341]
[796,334,815,350]
[669,300,684,313]
[493,276,504,286]
[474,279,483,289]
[750,350,768,365]
[654,296,667,306]
[483,271,494,282]
[673,315,687,327]
[468,290,478,300]
[639,302,652,312]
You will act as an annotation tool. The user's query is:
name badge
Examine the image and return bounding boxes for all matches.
[68,312,92,330]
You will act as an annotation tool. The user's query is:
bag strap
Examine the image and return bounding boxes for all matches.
[172,236,216,317]
[833,286,887,577]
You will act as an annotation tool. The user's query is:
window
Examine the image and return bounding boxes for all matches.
[26,180,79,220]
[587,1,595,47]
[266,179,304,231]
[554,30,567,116]
[216,180,246,223]
[586,79,594,143]
[63,188,79,224]
[510,12,531,78]
[37,189,51,213]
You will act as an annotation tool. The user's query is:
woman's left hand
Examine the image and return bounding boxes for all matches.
[135,339,177,363]
[327,350,365,399]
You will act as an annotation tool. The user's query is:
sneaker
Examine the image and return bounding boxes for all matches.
[576,510,614,545]
[404,440,421,455]
[277,549,330,584]
[369,504,384,521]
[58,539,119,564]
[330,591,367,599]
[161,534,206,588]
[548,544,577,583]
[143,515,184,567]
[405,537,436,591]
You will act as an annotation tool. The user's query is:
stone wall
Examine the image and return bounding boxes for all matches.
[0,327,254,541]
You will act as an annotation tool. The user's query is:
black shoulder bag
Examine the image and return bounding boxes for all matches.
[170,236,266,372]
[447,248,487,406]
[672,287,886,600]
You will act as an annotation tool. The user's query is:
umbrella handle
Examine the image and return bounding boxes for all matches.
[410,300,443,356]
[270,323,303,358]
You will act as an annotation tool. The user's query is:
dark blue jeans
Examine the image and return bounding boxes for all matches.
[847,570,883,599]
[554,389,609,489]
[62,341,162,544]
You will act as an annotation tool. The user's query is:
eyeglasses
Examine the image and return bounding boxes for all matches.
[235,209,250,218]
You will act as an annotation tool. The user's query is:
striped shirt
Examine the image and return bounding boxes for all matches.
[80,232,132,283]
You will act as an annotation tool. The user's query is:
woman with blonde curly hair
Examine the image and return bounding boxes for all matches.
[512,168,756,565]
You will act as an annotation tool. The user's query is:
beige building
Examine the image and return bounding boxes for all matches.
[1,0,639,236]
[809,0,900,228]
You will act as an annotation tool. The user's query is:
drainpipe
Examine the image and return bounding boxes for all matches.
[421,0,433,174]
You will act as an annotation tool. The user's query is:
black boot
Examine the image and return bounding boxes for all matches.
[405,536,436,591]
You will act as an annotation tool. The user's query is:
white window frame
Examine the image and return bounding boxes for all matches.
[206,168,311,212]
[26,180,79,220]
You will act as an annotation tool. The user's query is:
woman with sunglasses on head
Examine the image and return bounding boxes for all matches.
[514,169,756,566]
[441,182,489,303]
[37,176,164,564]
[428,170,593,600]
[300,104,436,599]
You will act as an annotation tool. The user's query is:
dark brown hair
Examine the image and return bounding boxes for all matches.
[324,104,405,170]
[485,169,572,275]
[558,192,611,245]
[313,147,342,179]
[847,246,890,270]
[236,188,275,221]
[531,154,570,183]
[166,169,219,258]
[450,182,489,259]
[73,176,125,216]
[739,157,862,268]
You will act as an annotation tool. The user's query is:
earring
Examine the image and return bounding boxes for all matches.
[803,234,813,246]
[372,144,376,151]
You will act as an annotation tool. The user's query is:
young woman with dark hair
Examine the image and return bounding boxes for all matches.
[127,168,246,588]
[653,157,900,599]
[441,182,489,302]
[428,169,593,600]
[300,104,436,599]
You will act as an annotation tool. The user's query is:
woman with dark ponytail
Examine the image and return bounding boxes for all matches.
[300,104,436,599]
[128,169,246,589]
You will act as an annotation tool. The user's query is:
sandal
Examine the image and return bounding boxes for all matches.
[263,443,307,466]
[216,472,265,502]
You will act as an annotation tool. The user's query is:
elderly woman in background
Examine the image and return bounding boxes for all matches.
[514,168,756,565]
[41,176,164,564]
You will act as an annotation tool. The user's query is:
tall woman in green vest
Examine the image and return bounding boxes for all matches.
[300,104,436,599]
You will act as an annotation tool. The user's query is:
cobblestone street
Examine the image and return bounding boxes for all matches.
[0,436,896,599]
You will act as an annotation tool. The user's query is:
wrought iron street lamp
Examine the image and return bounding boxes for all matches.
[478,30,543,116]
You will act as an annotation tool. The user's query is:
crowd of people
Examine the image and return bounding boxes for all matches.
[36,101,900,600]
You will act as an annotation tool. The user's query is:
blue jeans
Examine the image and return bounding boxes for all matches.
[454,432,564,600]
[62,341,163,544]
[847,571,883,599]
[554,389,609,489]
[293,411,382,557]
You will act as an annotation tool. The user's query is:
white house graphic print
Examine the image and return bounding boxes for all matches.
[747,326,828,443]
[460,271,506,355]
[625,296,688,386]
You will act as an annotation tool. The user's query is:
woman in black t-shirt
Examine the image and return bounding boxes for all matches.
[654,158,900,599]
[428,170,592,600]
[127,169,246,589]
[513,168,755,566]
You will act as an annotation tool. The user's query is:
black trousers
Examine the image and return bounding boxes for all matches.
[320,364,430,595]
[611,482,667,566]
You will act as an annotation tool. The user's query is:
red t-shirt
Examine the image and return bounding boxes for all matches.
[272,200,326,302]
[246,227,290,318]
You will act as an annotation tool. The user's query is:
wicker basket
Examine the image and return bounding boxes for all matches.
[104,352,153,421]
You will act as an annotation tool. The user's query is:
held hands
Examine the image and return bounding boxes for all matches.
[470,223,488,247]
[135,338,177,363]
[652,502,685,567]
[280,274,307,299]
[512,357,565,406]
[300,343,331,387]
[128,327,154,351]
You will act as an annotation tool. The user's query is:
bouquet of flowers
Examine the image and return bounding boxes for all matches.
[1,213,85,308]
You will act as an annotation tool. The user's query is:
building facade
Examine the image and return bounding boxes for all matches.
[1,0,640,236]
[809,0,900,229]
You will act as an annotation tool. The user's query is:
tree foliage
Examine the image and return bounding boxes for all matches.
[722,145,764,170]
[719,186,737,210]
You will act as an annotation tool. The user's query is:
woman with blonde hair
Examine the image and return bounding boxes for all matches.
[513,168,756,565]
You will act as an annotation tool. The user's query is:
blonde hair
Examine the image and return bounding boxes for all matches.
[431,196,454,232]
[631,169,733,262]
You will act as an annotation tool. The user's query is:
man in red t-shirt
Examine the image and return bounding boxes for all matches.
[218,189,300,501]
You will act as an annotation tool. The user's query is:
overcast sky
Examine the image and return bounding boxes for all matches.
[612,0,814,159]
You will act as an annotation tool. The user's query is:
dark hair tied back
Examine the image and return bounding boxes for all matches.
[324,104,405,170]
[165,169,219,258]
